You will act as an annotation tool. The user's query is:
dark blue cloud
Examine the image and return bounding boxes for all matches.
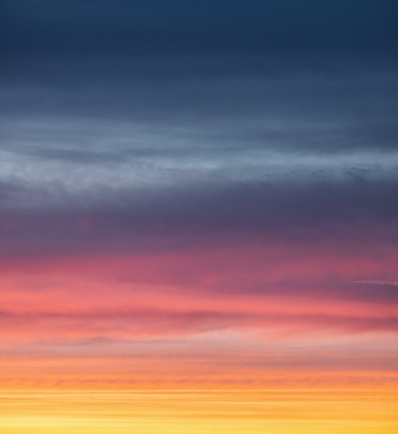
[1,168,398,258]
[1,1,397,266]
[2,0,398,55]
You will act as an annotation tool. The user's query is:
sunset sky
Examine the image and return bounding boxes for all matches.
[1,1,398,433]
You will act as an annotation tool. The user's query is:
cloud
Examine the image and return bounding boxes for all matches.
[0,167,398,258]
[1,1,398,394]
[2,0,397,55]
[1,258,397,344]
[1,307,397,343]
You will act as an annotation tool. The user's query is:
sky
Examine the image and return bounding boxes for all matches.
[1,1,398,433]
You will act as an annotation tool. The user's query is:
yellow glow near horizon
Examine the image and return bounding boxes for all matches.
[1,389,397,434]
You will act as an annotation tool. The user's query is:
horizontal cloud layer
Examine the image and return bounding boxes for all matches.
[1,45,397,391]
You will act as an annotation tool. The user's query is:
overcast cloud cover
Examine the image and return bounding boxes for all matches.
[0,0,398,392]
